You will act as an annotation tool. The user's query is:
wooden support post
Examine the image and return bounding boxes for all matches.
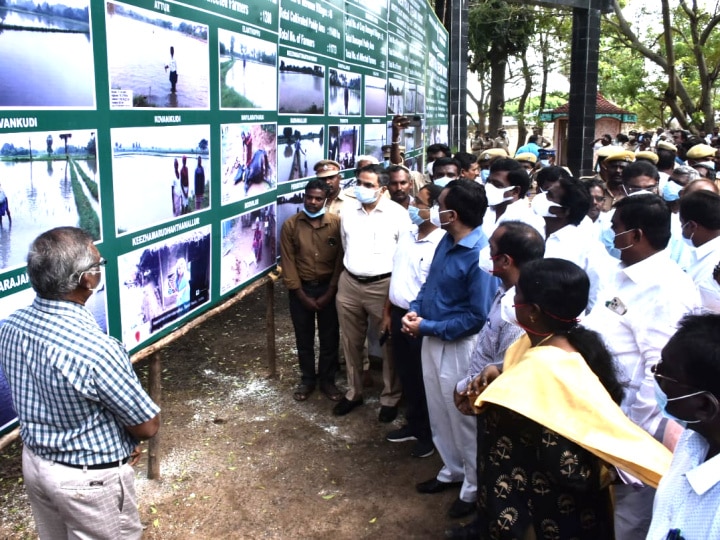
[266,278,277,377]
[147,352,162,480]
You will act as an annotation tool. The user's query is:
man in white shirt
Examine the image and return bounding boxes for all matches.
[382,184,445,458]
[647,313,720,540]
[334,164,411,420]
[481,159,545,241]
[584,194,700,540]
[538,176,614,311]
[680,191,720,311]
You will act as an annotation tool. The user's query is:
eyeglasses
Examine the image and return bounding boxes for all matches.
[651,363,702,391]
[591,196,607,203]
[79,257,106,275]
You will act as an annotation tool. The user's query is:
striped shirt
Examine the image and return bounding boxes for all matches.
[0,297,159,465]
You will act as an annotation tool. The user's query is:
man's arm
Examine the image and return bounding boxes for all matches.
[125,414,160,441]
[279,218,302,291]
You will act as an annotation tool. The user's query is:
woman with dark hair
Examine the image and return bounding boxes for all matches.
[473,258,672,540]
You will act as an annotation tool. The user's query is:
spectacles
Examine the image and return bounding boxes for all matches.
[651,363,702,392]
[79,257,106,275]
[591,196,607,203]
[357,181,378,189]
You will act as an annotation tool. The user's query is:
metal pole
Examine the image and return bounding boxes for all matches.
[147,352,162,479]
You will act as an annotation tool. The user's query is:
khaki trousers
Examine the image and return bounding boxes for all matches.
[336,270,401,406]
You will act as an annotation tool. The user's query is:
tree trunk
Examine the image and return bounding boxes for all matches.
[488,56,507,135]
[516,55,533,155]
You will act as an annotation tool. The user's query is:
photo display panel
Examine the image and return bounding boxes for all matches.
[0,0,449,369]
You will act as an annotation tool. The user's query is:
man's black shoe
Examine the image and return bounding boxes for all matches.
[378,405,398,423]
[415,477,462,494]
[447,498,476,519]
[332,397,363,416]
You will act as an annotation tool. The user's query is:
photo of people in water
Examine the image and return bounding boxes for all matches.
[277,125,325,183]
[218,28,277,110]
[327,69,361,116]
[105,1,210,109]
[364,75,387,117]
[220,203,276,294]
[220,123,277,206]
[118,225,211,350]
[0,129,101,273]
[328,125,360,170]
[0,0,95,108]
[111,125,211,236]
[278,57,325,115]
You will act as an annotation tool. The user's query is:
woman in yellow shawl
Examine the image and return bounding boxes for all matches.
[473,258,670,540]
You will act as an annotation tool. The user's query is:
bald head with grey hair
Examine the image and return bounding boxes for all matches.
[27,227,97,300]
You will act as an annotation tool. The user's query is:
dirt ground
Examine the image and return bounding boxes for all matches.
[0,284,470,539]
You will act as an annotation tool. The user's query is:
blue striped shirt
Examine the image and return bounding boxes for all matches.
[0,297,159,465]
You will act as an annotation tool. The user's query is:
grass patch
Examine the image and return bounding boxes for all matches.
[73,160,99,202]
[68,159,100,239]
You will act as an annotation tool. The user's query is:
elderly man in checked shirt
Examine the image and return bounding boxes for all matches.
[0,227,160,540]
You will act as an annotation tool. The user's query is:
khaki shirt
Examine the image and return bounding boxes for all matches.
[280,211,343,290]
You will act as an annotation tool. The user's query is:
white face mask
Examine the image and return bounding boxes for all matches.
[532,192,563,218]
[79,268,105,293]
[500,287,519,326]
[478,245,494,274]
[426,160,435,175]
[485,183,515,207]
[429,206,452,228]
[355,185,380,204]
[433,176,455,188]
[681,222,695,248]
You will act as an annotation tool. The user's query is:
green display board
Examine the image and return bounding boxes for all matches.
[0,0,449,358]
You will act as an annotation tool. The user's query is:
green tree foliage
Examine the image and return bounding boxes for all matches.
[602,0,720,132]
[468,1,535,134]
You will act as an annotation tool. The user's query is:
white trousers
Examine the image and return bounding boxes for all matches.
[23,446,142,540]
[421,334,478,503]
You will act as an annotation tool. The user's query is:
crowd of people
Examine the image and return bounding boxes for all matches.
[280,118,720,539]
[4,117,720,538]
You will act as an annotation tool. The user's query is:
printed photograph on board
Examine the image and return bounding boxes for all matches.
[278,57,325,115]
[105,1,210,109]
[363,123,387,162]
[327,69,361,116]
[0,0,95,108]
[0,129,101,273]
[328,125,360,170]
[220,203,276,294]
[220,123,276,205]
[364,75,387,117]
[387,78,405,115]
[218,29,277,110]
[277,125,325,183]
[111,125,210,236]
[118,225,211,349]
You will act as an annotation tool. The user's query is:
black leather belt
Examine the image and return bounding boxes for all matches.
[346,271,391,284]
[301,279,330,287]
[56,457,129,470]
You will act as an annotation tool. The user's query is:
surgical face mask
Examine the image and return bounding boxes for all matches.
[681,221,695,248]
[302,206,326,219]
[408,205,426,226]
[485,184,515,207]
[478,246,494,274]
[532,192,563,218]
[480,169,490,183]
[355,185,380,204]
[653,379,704,428]
[426,160,435,175]
[433,176,455,188]
[500,290,519,326]
[429,206,452,228]
[662,180,683,202]
[613,228,636,252]
[79,267,105,293]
